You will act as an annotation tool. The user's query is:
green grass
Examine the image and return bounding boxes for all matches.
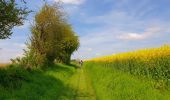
[0,64,96,100]
[84,62,170,100]
[0,64,77,100]
[1,62,170,100]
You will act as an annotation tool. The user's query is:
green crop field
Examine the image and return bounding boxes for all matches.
[84,62,170,100]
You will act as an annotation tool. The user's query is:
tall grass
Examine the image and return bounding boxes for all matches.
[0,64,76,100]
[84,62,170,100]
[88,45,170,87]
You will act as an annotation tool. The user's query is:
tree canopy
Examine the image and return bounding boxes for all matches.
[0,0,30,39]
[16,3,79,68]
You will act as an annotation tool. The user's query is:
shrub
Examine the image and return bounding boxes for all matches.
[0,66,30,89]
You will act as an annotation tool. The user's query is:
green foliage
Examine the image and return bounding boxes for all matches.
[17,3,79,68]
[59,34,79,64]
[0,0,30,39]
[84,62,170,100]
[0,65,30,89]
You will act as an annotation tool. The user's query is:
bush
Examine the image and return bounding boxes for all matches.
[0,65,30,89]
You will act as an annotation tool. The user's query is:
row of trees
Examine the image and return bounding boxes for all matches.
[1,1,79,68]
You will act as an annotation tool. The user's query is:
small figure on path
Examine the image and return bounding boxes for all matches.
[79,60,83,68]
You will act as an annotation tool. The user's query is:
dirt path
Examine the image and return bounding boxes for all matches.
[67,68,96,100]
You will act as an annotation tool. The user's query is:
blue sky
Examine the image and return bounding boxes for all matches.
[0,0,170,62]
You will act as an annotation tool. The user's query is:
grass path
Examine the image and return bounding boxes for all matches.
[66,68,96,100]
[1,63,170,99]
[0,64,97,100]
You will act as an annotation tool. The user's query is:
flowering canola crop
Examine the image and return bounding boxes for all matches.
[87,45,170,86]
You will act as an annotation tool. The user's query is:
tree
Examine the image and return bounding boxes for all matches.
[58,28,79,64]
[0,0,30,39]
[20,3,79,68]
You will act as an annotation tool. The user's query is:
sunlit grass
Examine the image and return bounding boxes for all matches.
[84,62,170,100]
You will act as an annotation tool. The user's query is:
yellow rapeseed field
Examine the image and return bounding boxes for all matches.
[89,45,170,62]
[87,45,170,86]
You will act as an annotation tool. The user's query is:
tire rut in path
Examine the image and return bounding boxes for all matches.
[67,68,96,100]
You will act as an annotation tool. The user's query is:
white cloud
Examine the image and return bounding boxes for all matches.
[72,10,170,60]
[0,48,24,63]
[0,40,26,63]
[87,48,92,52]
[72,28,123,60]
[118,33,144,40]
[13,43,26,48]
[54,0,85,5]
[15,21,31,29]
[95,53,101,56]
[15,53,24,58]
[117,26,162,40]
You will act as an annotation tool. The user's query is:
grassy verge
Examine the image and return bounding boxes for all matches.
[84,62,170,100]
[0,64,76,100]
